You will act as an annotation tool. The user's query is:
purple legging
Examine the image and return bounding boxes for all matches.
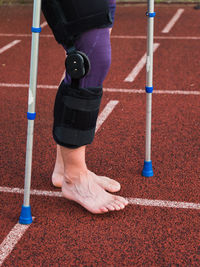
[64,0,116,88]
[64,27,111,88]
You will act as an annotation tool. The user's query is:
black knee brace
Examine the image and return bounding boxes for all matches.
[53,81,102,148]
[42,1,108,147]
[65,47,91,81]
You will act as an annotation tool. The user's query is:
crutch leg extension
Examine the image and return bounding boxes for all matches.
[19,0,42,224]
[142,0,155,177]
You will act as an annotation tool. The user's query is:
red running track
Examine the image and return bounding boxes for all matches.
[0,4,200,266]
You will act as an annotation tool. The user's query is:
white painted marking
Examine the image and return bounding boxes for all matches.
[0,40,21,54]
[0,33,200,40]
[96,100,119,132]
[0,83,199,95]
[0,219,33,266]
[111,35,200,40]
[0,186,62,197]
[40,21,47,28]
[162,9,184,33]
[0,33,52,38]
[0,186,200,211]
[124,43,160,82]
[127,198,200,210]
[104,88,200,96]
[60,70,66,84]
[0,83,57,89]
[60,51,67,83]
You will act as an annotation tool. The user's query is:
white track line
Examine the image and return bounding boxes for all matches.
[96,100,119,132]
[0,34,200,40]
[0,186,200,211]
[127,198,200,210]
[0,186,62,197]
[0,83,57,89]
[104,88,200,95]
[40,21,47,28]
[60,51,67,84]
[0,33,52,38]
[0,83,199,95]
[162,9,184,33]
[0,40,21,54]
[111,35,200,40]
[0,219,34,266]
[124,43,160,82]
[60,71,66,84]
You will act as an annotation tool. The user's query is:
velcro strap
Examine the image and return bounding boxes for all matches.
[60,86,102,130]
[53,126,96,147]
[63,95,101,111]
[53,81,102,147]
[61,105,99,130]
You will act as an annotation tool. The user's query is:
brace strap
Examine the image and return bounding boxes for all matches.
[53,81,102,148]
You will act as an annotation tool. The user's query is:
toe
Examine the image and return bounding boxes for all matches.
[115,196,129,206]
[106,204,116,211]
[111,202,122,211]
[114,200,125,210]
[91,171,121,193]
[99,206,109,213]
[102,177,121,192]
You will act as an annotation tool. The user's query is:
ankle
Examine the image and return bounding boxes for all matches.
[52,168,63,176]
[63,169,88,184]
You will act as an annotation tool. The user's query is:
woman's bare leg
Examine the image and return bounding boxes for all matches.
[52,145,64,187]
[52,145,121,192]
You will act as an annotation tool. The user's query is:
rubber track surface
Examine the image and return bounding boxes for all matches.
[0,4,200,266]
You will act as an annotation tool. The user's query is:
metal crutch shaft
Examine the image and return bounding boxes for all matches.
[142,0,155,177]
[19,0,42,224]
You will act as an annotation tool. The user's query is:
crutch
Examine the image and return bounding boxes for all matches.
[19,0,42,224]
[142,0,155,177]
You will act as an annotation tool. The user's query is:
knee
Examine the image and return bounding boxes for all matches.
[79,29,111,87]
[64,28,111,88]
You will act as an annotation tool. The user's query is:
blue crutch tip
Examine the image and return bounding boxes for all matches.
[19,205,33,224]
[142,160,154,177]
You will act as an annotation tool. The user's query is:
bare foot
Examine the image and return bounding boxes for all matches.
[52,172,64,188]
[62,171,128,214]
[52,170,121,193]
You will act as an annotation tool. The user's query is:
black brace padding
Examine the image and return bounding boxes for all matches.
[42,0,112,45]
[53,81,102,148]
